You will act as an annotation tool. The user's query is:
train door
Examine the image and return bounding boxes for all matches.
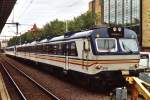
[82,39,90,67]
[64,43,69,70]
[14,46,17,55]
[64,41,78,71]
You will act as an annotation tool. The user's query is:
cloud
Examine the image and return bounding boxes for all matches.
[1,0,92,37]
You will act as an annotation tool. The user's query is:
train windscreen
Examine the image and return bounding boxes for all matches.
[119,39,139,53]
[95,38,117,52]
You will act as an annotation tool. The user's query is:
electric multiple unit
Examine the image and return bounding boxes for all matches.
[5,27,140,82]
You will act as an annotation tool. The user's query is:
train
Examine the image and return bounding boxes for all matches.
[5,26,141,87]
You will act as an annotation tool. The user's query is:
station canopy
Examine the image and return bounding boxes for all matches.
[0,0,17,33]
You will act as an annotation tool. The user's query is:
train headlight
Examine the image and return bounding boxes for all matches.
[118,27,122,32]
[113,27,117,32]
[96,33,100,38]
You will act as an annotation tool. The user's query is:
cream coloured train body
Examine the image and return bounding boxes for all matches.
[5,27,140,77]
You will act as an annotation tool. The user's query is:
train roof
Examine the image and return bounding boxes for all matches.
[49,30,93,42]
[7,27,138,48]
[49,27,137,42]
[7,46,15,49]
[40,39,48,43]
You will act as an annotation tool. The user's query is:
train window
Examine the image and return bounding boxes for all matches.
[43,42,77,56]
[62,43,67,55]
[45,45,51,52]
[119,39,138,53]
[42,44,47,53]
[52,44,58,55]
[40,45,43,52]
[31,46,34,52]
[68,42,78,56]
[36,46,39,53]
[45,45,49,53]
[95,38,117,52]
[28,47,31,52]
[57,43,64,55]
[27,47,29,52]
[48,44,51,54]
[25,47,28,52]
[140,54,149,59]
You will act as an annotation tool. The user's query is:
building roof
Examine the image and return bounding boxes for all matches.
[0,0,17,33]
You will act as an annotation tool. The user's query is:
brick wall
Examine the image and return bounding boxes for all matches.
[89,0,102,26]
[142,0,150,47]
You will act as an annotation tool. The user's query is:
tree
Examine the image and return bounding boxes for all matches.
[42,23,52,38]
[50,19,66,36]
[7,11,96,46]
[82,11,96,29]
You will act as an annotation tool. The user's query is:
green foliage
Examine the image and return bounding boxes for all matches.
[68,11,96,32]
[8,11,96,46]
[50,19,66,35]
[8,36,19,46]
[42,23,52,38]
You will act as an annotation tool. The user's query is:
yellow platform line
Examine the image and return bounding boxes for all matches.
[0,73,10,100]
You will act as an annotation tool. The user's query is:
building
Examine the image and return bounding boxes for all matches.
[0,40,8,49]
[89,0,140,26]
[142,0,150,48]
[103,0,140,25]
[27,24,39,39]
[89,0,103,26]
[28,24,38,32]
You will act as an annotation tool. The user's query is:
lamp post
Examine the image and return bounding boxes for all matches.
[25,41,27,56]
[65,20,68,32]
[6,22,19,55]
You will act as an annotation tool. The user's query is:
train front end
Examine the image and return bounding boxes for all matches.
[88,27,140,78]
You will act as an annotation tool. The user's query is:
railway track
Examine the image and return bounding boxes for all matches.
[1,56,113,100]
[0,58,60,100]
[1,55,150,99]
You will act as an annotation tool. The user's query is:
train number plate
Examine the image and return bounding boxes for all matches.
[121,71,129,75]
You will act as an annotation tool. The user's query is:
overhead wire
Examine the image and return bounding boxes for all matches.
[3,0,89,40]
[10,0,29,22]
[8,0,35,34]
[9,0,86,34]
[16,0,35,21]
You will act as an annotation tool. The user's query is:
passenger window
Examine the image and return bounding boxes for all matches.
[52,44,58,55]
[43,42,77,56]
[96,38,117,52]
[140,54,149,59]
[46,45,49,53]
[57,43,63,55]
[49,44,53,54]
[68,42,78,56]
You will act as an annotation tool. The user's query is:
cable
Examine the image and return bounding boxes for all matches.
[17,0,35,21]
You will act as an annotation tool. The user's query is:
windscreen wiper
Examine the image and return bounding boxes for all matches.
[122,42,133,53]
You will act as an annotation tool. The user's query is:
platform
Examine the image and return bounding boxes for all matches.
[0,73,10,100]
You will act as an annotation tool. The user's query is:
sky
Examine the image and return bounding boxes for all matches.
[1,0,92,40]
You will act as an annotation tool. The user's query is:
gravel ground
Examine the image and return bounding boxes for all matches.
[0,64,21,100]
[6,56,110,100]
[1,58,56,100]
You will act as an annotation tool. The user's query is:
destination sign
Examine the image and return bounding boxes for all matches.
[108,27,124,38]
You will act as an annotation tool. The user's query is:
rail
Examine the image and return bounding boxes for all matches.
[1,58,60,100]
[0,62,27,100]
